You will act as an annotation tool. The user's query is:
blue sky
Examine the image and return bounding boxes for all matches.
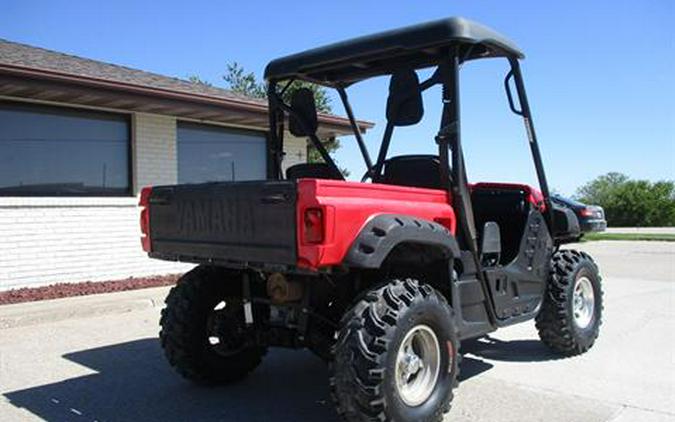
[2,0,673,195]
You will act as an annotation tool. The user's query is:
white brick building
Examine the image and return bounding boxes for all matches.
[0,39,371,290]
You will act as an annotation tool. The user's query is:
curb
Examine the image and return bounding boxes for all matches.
[0,285,171,329]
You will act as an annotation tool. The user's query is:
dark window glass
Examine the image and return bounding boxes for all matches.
[177,122,267,183]
[0,102,130,196]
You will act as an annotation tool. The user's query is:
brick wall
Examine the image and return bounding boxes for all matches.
[133,113,178,190]
[0,197,194,290]
[0,111,309,290]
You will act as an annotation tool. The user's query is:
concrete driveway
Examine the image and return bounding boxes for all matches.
[0,241,673,421]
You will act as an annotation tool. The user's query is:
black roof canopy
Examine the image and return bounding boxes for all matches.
[264,17,524,85]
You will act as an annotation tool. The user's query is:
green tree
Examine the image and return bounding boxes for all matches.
[222,62,347,175]
[576,172,628,214]
[221,63,266,99]
[187,75,212,87]
[575,172,675,226]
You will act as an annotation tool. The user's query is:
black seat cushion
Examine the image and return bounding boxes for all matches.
[381,155,443,189]
[286,163,344,180]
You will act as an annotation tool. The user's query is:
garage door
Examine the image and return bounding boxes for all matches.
[177,122,267,184]
[0,101,130,196]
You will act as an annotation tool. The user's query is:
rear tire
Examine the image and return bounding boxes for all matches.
[159,265,266,385]
[536,250,603,355]
[330,279,459,422]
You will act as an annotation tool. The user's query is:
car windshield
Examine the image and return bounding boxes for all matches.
[552,195,586,207]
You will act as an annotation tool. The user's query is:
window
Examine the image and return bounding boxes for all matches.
[0,102,130,196]
[177,122,267,183]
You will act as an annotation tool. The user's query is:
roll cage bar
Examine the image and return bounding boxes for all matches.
[265,17,553,250]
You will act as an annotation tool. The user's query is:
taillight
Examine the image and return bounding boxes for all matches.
[303,208,324,244]
[139,186,152,252]
[579,208,593,217]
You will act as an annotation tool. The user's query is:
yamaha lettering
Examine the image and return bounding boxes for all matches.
[177,199,256,237]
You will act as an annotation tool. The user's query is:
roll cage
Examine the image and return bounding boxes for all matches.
[264,17,553,257]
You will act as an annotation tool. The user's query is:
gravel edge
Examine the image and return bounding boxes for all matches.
[0,274,180,306]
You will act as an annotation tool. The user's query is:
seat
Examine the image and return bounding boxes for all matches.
[286,163,344,180]
[381,155,444,189]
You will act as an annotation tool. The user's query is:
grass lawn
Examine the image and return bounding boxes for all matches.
[583,232,675,242]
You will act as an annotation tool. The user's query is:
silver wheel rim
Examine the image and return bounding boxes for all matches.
[395,325,441,407]
[572,276,595,329]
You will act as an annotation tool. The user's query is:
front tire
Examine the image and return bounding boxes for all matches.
[330,279,459,422]
[159,265,266,385]
[536,250,603,355]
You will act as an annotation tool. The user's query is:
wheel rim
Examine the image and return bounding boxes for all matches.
[206,299,247,356]
[572,276,595,329]
[395,325,441,407]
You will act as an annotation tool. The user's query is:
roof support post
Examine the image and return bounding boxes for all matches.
[337,86,373,172]
[370,122,394,182]
[441,47,499,325]
[436,61,453,197]
[440,47,478,251]
[508,58,553,227]
[267,81,284,179]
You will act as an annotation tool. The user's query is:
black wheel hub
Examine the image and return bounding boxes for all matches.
[207,300,250,356]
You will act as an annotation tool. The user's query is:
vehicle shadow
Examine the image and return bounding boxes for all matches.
[3,338,496,421]
[4,339,338,422]
[462,335,562,363]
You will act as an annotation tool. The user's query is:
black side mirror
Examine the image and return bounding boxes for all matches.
[289,88,319,136]
[386,69,423,126]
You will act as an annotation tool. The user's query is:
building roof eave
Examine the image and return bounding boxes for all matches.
[0,63,374,136]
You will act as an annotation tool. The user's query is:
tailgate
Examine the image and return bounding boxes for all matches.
[149,181,297,265]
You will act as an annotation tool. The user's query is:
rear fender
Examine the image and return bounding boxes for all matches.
[344,214,460,269]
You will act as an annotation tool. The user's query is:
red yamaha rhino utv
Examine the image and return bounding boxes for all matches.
[140,17,603,421]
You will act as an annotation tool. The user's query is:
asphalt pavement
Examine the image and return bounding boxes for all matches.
[0,240,673,422]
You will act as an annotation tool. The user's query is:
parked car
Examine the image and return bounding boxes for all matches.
[552,195,607,235]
